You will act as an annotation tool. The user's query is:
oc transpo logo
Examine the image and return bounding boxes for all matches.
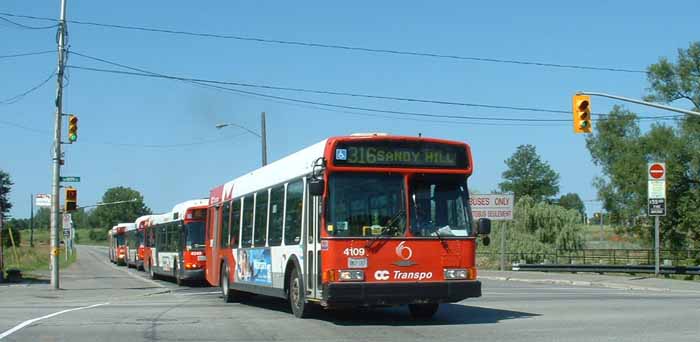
[374,270,390,281]
[393,241,416,267]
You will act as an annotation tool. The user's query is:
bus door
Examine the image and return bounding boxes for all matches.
[206,205,220,284]
[305,180,322,300]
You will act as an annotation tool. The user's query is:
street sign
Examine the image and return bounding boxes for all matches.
[60,176,81,182]
[648,162,666,216]
[648,198,666,216]
[62,213,72,237]
[470,193,514,221]
[648,163,665,180]
[35,194,52,207]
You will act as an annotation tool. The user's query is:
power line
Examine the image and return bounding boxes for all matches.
[66,51,680,122]
[0,50,55,60]
[0,72,55,105]
[0,15,58,30]
[0,11,647,74]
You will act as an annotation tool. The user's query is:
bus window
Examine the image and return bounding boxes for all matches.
[241,196,254,248]
[231,199,241,248]
[221,201,231,248]
[285,180,303,245]
[409,174,471,237]
[268,186,284,246]
[254,190,269,247]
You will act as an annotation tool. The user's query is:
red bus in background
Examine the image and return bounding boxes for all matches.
[145,199,208,285]
[205,134,491,319]
[108,224,132,265]
[126,216,152,270]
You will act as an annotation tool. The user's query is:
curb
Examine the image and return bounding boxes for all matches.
[478,275,675,293]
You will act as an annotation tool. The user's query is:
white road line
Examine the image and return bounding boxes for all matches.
[0,302,109,340]
[174,291,221,296]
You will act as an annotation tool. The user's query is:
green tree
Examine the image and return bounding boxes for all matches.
[0,170,13,217]
[586,42,700,249]
[92,187,151,230]
[499,144,560,202]
[557,193,586,219]
[33,207,51,230]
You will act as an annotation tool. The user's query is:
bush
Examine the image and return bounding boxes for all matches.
[2,227,22,247]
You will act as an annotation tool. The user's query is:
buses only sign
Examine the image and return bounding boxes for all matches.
[470,194,514,221]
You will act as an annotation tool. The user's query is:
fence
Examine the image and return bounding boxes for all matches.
[478,249,700,268]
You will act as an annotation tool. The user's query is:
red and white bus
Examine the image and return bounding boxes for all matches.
[144,199,208,285]
[125,215,152,270]
[205,134,491,318]
[108,223,134,266]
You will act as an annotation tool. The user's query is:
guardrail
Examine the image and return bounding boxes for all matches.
[479,249,700,267]
[512,263,700,275]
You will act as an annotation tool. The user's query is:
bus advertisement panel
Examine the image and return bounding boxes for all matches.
[205,134,490,319]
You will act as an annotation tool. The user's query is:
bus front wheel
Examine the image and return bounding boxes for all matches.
[289,268,312,318]
[408,303,439,319]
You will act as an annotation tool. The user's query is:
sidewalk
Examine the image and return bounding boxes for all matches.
[479,270,700,293]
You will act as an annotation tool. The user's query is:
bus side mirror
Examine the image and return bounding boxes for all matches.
[309,179,325,196]
[477,218,491,235]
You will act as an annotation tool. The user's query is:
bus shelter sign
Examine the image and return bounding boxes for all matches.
[648,162,666,216]
[470,194,514,221]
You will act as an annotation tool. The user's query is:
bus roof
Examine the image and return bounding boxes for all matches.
[134,215,152,228]
[148,199,208,225]
[220,139,327,201]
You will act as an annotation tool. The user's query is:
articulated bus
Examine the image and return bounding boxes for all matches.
[205,134,491,318]
[145,199,208,285]
[108,223,134,265]
[126,215,152,270]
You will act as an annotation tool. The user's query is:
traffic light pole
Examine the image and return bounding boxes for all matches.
[577,92,700,117]
[50,0,68,290]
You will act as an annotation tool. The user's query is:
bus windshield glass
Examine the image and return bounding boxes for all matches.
[116,235,125,246]
[185,221,206,249]
[138,231,144,246]
[328,173,405,237]
[410,174,472,237]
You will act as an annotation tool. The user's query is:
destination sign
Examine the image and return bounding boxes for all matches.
[333,141,468,169]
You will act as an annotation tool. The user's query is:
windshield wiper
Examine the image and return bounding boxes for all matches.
[365,209,405,249]
[434,227,450,251]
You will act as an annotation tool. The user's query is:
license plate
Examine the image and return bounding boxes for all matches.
[197,255,207,261]
[348,257,367,268]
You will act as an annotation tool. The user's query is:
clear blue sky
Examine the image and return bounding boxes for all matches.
[2,1,698,219]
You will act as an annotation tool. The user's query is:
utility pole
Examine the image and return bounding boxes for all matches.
[599,212,604,242]
[30,193,34,247]
[50,0,68,289]
[261,112,268,166]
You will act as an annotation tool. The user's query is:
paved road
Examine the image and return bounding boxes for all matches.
[1,245,699,341]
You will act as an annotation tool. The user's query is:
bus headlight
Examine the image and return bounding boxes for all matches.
[444,268,468,280]
[338,270,364,281]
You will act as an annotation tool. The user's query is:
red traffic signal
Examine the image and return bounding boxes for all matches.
[65,187,77,211]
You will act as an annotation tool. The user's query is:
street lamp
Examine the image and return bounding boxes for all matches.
[215,112,268,166]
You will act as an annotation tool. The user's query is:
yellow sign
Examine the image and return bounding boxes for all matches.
[51,247,61,256]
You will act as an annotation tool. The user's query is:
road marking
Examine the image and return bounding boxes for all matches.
[174,291,220,296]
[0,302,109,340]
[83,245,165,289]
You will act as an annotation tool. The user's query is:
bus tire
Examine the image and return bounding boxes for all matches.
[408,303,439,319]
[174,262,183,286]
[149,262,159,280]
[221,262,236,303]
[289,267,312,318]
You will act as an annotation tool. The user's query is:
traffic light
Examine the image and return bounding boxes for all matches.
[572,94,592,133]
[65,187,77,212]
[68,114,78,142]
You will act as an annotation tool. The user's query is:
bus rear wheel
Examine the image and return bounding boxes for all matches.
[221,263,236,303]
[289,268,312,318]
[408,303,439,319]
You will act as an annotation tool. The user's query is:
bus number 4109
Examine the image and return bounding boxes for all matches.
[343,248,366,256]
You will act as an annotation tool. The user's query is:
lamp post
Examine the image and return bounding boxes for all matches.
[215,112,268,166]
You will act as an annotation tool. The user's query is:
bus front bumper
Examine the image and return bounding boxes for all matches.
[322,280,481,306]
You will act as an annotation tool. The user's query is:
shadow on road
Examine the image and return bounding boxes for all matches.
[236,295,539,325]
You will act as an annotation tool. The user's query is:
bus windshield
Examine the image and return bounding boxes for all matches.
[328,172,406,237]
[186,221,206,249]
[409,174,472,237]
[116,235,125,246]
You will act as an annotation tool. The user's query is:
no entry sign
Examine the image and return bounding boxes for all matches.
[649,163,665,180]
